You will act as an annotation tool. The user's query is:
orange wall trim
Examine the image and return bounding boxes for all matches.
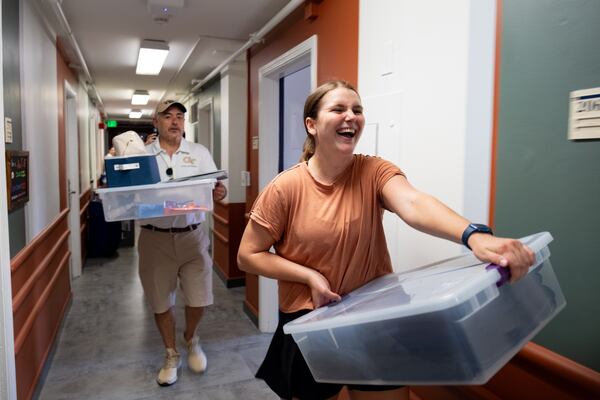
[212,201,246,287]
[411,342,600,400]
[17,259,71,400]
[10,209,72,400]
[244,0,360,318]
[488,0,503,228]
[10,210,67,268]
[12,229,69,314]
[14,250,70,354]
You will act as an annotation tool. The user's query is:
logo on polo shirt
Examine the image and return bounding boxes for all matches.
[182,156,196,165]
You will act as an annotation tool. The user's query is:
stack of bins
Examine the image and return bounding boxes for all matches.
[95,179,216,222]
[283,232,565,385]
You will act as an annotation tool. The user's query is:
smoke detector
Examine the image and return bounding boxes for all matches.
[147,0,184,24]
[153,15,171,24]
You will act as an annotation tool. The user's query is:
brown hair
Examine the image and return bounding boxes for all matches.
[300,80,359,162]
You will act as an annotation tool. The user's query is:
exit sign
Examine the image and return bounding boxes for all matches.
[106,120,118,128]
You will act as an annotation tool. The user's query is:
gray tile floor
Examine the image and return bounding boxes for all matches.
[36,245,278,400]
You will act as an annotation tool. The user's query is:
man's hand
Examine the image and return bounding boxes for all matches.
[213,181,227,201]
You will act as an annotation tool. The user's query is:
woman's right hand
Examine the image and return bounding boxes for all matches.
[306,269,341,308]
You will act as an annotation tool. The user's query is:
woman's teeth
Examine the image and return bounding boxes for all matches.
[337,129,355,138]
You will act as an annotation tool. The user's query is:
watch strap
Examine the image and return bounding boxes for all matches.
[461,223,493,250]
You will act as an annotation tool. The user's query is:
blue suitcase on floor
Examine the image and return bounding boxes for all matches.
[87,198,121,257]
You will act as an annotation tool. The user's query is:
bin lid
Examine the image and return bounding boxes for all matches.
[95,177,216,194]
[283,232,553,334]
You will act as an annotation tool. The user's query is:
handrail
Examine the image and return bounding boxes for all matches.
[213,213,228,225]
[212,229,229,244]
[12,231,70,311]
[10,209,68,272]
[518,342,600,393]
[13,251,70,355]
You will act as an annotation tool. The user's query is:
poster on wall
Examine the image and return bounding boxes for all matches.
[5,151,29,211]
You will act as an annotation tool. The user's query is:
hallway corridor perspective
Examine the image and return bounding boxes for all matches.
[36,242,278,399]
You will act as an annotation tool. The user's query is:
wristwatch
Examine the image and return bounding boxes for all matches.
[461,223,493,250]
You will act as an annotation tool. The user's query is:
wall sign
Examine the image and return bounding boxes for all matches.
[5,151,29,211]
[4,117,13,143]
[569,87,600,140]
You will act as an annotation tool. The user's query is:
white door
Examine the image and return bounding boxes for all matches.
[280,66,311,171]
[196,98,213,152]
[191,98,215,249]
[65,82,82,278]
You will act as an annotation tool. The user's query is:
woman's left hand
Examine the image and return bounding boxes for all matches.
[468,234,536,283]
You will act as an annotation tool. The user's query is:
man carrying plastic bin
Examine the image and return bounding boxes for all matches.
[138,99,227,386]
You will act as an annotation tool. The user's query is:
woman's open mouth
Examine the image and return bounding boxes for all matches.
[337,128,356,139]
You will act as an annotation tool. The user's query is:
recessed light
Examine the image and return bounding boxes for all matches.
[132,90,150,105]
[136,40,169,75]
[129,109,143,119]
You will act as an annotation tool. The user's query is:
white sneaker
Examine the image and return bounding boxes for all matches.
[185,335,207,373]
[156,348,181,386]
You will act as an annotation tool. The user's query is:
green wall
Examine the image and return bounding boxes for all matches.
[496,0,600,371]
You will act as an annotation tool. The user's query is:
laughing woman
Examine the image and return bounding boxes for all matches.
[237,80,534,400]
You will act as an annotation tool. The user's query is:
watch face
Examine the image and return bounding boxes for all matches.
[472,224,492,234]
[462,223,493,249]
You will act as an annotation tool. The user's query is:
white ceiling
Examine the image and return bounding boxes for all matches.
[40,0,291,121]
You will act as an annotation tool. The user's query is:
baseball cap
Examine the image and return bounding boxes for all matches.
[155,100,187,115]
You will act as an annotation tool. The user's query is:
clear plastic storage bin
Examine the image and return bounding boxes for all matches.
[283,232,565,385]
[95,179,215,222]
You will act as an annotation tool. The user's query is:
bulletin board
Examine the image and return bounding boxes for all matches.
[5,150,29,211]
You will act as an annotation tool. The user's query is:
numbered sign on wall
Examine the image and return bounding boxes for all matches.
[569,87,600,140]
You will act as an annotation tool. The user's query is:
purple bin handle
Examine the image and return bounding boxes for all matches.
[485,263,511,287]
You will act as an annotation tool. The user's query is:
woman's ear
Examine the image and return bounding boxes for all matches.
[305,117,317,135]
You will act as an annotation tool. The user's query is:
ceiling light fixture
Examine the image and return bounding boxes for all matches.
[136,39,169,75]
[131,90,150,105]
[129,109,143,119]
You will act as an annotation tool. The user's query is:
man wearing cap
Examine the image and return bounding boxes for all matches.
[139,99,227,386]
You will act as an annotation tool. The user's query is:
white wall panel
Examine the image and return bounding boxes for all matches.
[220,62,247,203]
[78,85,91,193]
[358,0,496,270]
[89,111,100,189]
[463,0,495,223]
[21,0,59,238]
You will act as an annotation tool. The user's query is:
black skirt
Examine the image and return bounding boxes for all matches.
[256,309,402,400]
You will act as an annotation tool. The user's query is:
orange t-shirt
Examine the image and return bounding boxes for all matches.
[250,154,405,312]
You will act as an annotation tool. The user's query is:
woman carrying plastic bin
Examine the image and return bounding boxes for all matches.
[237,80,535,400]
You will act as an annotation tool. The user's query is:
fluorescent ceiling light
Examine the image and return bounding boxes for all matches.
[132,90,150,105]
[136,39,169,75]
[129,109,143,119]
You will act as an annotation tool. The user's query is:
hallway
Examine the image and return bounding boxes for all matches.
[35,244,277,399]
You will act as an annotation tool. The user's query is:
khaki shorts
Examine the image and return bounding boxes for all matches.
[138,226,213,313]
